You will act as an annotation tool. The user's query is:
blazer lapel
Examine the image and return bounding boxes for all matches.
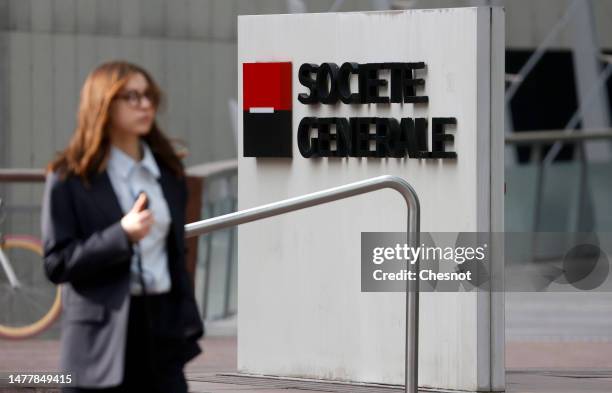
[89,171,125,226]
[157,165,182,249]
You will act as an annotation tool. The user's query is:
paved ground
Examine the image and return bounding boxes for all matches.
[1,336,611,392]
[506,293,612,341]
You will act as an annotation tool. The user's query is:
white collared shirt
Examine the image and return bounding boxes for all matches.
[107,141,172,295]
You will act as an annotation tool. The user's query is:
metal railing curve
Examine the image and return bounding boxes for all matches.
[185,174,421,393]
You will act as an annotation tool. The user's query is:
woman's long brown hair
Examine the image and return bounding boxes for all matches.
[47,61,184,183]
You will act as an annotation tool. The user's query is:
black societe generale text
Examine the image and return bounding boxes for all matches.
[296,62,457,159]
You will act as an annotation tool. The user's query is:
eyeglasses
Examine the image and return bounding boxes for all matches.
[115,90,157,108]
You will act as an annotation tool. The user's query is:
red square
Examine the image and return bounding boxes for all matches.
[243,62,292,111]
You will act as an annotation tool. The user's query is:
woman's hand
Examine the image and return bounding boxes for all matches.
[120,193,154,243]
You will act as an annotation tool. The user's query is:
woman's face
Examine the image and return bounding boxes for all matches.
[109,72,156,138]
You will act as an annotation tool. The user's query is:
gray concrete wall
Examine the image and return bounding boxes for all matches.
[1,0,611,178]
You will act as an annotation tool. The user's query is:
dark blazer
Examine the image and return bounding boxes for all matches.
[41,157,204,388]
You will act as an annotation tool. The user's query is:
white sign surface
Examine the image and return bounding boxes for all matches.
[237,7,504,392]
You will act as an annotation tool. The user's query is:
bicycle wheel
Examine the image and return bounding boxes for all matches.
[0,235,62,339]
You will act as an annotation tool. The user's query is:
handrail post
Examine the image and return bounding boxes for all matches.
[406,223,420,393]
[184,175,420,393]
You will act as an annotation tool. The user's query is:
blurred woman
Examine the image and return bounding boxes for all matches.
[42,61,203,392]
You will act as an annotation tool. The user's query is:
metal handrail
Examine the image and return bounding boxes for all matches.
[0,162,240,182]
[186,159,237,179]
[185,160,238,320]
[0,168,46,182]
[185,175,421,393]
[505,129,612,145]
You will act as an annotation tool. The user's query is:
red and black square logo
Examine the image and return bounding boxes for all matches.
[243,62,292,157]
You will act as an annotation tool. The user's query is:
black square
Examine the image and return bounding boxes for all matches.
[243,111,292,157]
